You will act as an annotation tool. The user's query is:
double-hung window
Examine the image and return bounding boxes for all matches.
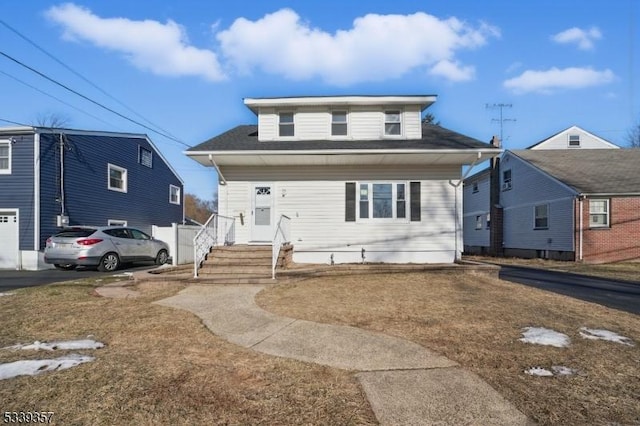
[108,163,127,193]
[169,185,181,205]
[589,199,609,227]
[384,111,402,136]
[534,204,549,229]
[279,112,294,137]
[0,140,11,174]
[502,169,512,190]
[331,111,348,136]
[568,134,581,147]
[346,182,420,222]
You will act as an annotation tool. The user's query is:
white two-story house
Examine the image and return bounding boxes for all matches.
[186,95,501,265]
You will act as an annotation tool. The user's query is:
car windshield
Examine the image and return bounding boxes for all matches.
[54,228,96,238]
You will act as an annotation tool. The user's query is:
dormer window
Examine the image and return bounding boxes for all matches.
[384,111,402,136]
[568,134,580,147]
[279,112,294,137]
[331,111,348,136]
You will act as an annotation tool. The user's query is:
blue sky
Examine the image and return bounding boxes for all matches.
[1,1,638,201]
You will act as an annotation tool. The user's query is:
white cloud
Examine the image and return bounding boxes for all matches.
[504,67,615,94]
[216,9,499,85]
[551,26,602,50]
[46,3,225,81]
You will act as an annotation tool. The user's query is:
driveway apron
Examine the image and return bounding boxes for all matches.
[156,285,530,425]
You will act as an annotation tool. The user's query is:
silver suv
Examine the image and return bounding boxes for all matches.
[44,226,170,272]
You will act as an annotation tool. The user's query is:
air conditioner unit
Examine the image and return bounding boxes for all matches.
[502,182,512,190]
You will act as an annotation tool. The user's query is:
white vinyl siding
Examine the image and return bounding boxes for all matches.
[530,127,620,150]
[500,152,576,251]
[257,105,423,141]
[219,165,460,263]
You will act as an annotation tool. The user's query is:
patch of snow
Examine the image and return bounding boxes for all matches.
[111,272,133,277]
[4,339,104,351]
[525,367,553,376]
[519,327,571,347]
[551,366,577,376]
[579,327,634,346]
[0,354,94,380]
[0,292,16,297]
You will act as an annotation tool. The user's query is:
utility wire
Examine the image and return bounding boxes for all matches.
[0,49,191,148]
[0,69,120,130]
[0,18,181,141]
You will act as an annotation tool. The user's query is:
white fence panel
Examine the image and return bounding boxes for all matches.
[152,224,201,265]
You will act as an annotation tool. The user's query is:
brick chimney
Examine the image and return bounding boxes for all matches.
[489,136,503,256]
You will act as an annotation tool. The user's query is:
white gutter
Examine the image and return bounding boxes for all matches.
[208,154,227,185]
[188,148,502,156]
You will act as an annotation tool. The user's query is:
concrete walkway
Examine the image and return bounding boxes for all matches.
[156,285,530,425]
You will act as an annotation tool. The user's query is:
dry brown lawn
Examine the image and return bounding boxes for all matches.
[0,278,375,425]
[257,271,640,426]
[466,255,640,283]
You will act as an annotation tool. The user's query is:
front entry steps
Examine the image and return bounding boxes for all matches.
[194,244,292,284]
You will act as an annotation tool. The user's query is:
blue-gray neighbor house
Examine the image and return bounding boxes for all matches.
[0,126,184,270]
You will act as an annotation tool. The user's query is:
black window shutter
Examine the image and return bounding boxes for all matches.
[345,182,356,222]
[410,181,421,222]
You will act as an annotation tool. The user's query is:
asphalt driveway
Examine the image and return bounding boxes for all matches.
[499,265,640,315]
[0,264,157,292]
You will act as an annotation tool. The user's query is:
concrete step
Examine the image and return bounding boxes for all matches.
[198,266,272,275]
[190,276,277,285]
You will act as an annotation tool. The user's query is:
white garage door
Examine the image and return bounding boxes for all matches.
[0,211,18,269]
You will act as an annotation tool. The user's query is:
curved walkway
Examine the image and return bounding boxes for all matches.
[156,285,530,425]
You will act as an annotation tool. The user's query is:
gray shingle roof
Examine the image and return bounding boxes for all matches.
[188,123,494,152]
[511,149,640,194]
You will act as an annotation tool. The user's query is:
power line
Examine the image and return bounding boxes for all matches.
[0,18,181,141]
[0,49,191,148]
[0,69,120,130]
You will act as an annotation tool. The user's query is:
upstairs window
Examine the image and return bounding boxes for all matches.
[384,111,402,136]
[475,215,483,230]
[0,140,11,174]
[472,182,479,193]
[139,146,153,168]
[331,111,348,136]
[589,199,609,227]
[534,204,549,229]
[502,169,512,191]
[568,134,581,147]
[279,112,294,137]
[108,163,127,193]
[170,185,181,205]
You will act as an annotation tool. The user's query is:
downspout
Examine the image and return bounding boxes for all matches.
[449,152,484,262]
[578,196,584,261]
[59,133,66,218]
[208,154,227,185]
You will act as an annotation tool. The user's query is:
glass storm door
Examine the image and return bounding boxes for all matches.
[251,184,273,242]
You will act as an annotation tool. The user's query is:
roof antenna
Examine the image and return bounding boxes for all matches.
[486,103,516,143]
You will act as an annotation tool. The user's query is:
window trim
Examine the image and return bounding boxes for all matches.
[568,134,581,148]
[138,145,153,168]
[108,163,128,193]
[278,112,295,138]
[355,181,410,222]
[331,110,348,137]
[475,215,483,230]
[589,198,610,228]
[0,139,11,175]
[383,110,403,137]
[108,219,128,226]
[502,169,512,191]
[534,203,549,230]
[169,184,181,205]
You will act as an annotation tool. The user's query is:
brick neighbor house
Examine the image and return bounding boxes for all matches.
[464,126,640,263]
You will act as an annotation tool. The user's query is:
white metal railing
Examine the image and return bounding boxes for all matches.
[193,213,235,278]
[272,215,291,279]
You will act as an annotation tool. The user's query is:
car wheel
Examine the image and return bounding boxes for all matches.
[98,252,120,272]
[155,249,169,265]
[54,264,76,271]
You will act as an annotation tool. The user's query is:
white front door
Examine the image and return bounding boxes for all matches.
[0,211,19,269]
[251,183,273,242]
